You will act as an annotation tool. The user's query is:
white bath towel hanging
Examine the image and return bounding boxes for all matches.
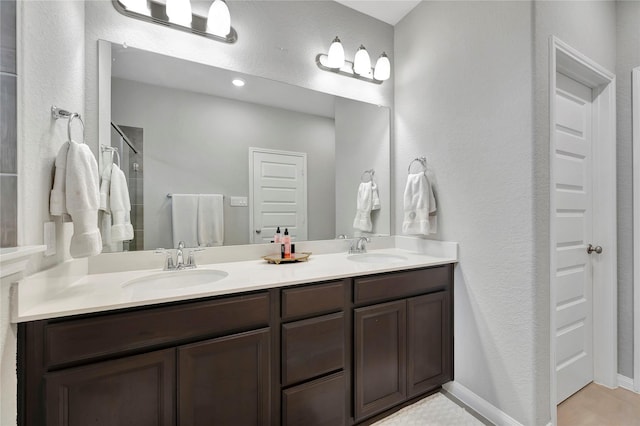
[171,194,199,248]
[353,181,376,232]
[110,164,134,243]
[402,172,437,236]
[65,141,103,258]
[197,194,224,246]
[99,148,114,212]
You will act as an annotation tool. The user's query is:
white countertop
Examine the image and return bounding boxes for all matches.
[13,237,457,322]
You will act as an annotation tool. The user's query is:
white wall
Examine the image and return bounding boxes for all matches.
[335,97,391,237]
[395,1,538,424]
[111,77,336,248]
[615,0,640,379]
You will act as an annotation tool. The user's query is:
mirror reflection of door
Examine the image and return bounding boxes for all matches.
[249,148,308,244]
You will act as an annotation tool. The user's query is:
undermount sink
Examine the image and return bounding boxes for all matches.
[347,253,409,264]
[122,269,228,291]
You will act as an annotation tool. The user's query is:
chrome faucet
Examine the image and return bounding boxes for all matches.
[349,237,371,254]
[155,241,199,270]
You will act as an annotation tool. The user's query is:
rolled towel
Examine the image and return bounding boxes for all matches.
[66,141,102,258]
[110,164,134,243]
[50,141,69,216]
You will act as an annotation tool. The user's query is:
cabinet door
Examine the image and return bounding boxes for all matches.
[354,300,406,421]
[45,349,175,426]
[178,328,271,426]
[282,372,346,426]
[407,291,452,397]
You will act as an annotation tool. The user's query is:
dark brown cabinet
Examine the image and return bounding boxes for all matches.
[178,329,271,426]
[354,300,407,421]
[353,266,453,423]
[45,349,175,426]
[20,265,453,426]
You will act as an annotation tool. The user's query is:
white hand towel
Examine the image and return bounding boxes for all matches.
[402,172,437,236]
[110,164,134,243]
[50,141,70,216]
[353,181,374,232]
[171,194,199,248]
[371,181,381,211]
[197,194,224,247]
[66,141,103,258]
[99,149,114,212]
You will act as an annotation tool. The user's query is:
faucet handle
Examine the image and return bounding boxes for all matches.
[177,241,185,250]
[155,249,174,270]
[186,248,204,267]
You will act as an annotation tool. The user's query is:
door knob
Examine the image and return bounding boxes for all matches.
[587,244,603,254]
[255,229,261,234]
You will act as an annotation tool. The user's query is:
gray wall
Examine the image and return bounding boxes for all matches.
[335,97,390,238]
[615,0,640,379]
[111,77,335,248]
[395,2,537,423]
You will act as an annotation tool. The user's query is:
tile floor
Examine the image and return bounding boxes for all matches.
[558,382,640,426]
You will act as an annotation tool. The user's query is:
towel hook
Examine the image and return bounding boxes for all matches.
[361,169,375,183]
[408,156,427,175]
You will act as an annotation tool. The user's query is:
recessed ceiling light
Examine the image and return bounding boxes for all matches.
[232,78,245,87]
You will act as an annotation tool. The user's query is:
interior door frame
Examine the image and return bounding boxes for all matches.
[248,147,308,244]
[549,36,617,424]
[632,67,640,393]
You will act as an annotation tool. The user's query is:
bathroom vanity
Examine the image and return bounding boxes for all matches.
[17,247,454,426]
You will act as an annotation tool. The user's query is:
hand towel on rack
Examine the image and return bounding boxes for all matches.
[65,141,103,258]
[353,181,375,232]
[109,164,134,243]
[171,194,199,248]
[50,141,70,216]
[402,172,437,236]
[99,149,114,212]
[197,194,224,247]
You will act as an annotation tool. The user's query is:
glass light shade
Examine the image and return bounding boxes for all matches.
[373,52,391,81]
[121,0,148,14]
[207,0,231,37]
[353,45,371,76]
[166,0,192,26]
[326,36,345,69]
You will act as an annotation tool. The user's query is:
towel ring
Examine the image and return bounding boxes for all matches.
[100,145,120,167]
[67,113,85,143]
[361,169,375,183]
[408,157,427,175]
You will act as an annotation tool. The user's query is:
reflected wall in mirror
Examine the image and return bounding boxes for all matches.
[99,41,391,250]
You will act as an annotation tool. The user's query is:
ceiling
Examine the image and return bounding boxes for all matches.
[334,0,421,26]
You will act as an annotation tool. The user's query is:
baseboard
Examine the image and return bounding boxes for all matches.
[617,374,638,393]
[443,381,523,426]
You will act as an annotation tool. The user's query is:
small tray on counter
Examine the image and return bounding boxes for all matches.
[262,252,311,265]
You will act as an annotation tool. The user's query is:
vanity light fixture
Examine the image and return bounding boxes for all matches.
[326,36,345,69]
[207,0,231,37]
[166,0,192,26]
[316,37,390,84]
[353,45,371,77]
[232,78,245,87]
[112,0,238,44]
[373,52,391,81]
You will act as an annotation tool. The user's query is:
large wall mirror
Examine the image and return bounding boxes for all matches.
[98,40,390,251]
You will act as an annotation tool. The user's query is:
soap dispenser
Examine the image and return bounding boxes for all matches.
[274,226,282,244]
[283,228,291,259]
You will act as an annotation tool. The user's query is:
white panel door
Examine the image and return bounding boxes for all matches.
[554,72,594,403]
[250,149,307,244]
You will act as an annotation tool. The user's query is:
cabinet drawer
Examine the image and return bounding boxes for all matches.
[282,372,346,426]
[354,265,451,305]
[281,280,345,320]
[44,293,269,369]
[282,312,344,386]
